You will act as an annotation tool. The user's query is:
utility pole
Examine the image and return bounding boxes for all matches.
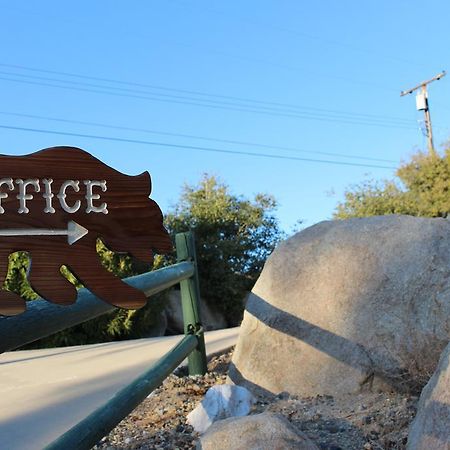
[400,71,446,155]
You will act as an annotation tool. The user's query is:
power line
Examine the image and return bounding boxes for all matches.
[0,123,397,170]
[0,63,412,125]
[172,0,428,71]
[0,70,408,127]
[0,1,411,95]
[0,110,397,163]
[171,45,400,93]
[0,74,416,130]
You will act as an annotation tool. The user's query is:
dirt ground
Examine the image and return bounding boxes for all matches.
[94,348,418,450]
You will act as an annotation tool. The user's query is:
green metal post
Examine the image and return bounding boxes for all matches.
[175,231,207,375]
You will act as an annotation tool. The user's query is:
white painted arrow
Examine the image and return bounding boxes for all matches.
[0,220,89,245]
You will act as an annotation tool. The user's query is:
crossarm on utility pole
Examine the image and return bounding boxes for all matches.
[400,71,446,96]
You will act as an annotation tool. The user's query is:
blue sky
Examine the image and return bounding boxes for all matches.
[1,1,449,232]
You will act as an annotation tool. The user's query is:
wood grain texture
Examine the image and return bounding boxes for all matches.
[0,147,172,315]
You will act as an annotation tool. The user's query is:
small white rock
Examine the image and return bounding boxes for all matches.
[187,384,254,434]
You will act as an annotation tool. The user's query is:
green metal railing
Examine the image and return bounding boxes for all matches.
[45,332,201,450]
[0,231,207,450]
[0,261,194,353]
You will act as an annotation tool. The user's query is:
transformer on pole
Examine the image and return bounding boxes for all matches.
[400,71,446,155]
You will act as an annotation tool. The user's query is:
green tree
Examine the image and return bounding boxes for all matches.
[4,252,38,301]
[335,148,450,219]
[164,174,284,325]
[8,174,283,347]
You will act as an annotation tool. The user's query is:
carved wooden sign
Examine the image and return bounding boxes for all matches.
[0,147,172,316]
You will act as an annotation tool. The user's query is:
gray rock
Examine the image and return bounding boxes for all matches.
[187,384,254,434]
[407,341,450,449]
[165,290,227,333]
[229,215,450,396]
[196,412,319,450]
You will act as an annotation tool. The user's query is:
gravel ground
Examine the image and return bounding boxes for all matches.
[94,348,418,450]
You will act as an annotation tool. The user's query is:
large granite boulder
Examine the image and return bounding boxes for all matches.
[407,341,450,449]
[229,215,450,396]
[197,412,319,450]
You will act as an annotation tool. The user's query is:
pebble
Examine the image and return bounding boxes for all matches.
[93,348,417,450]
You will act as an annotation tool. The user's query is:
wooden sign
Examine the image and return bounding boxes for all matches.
[0,147,172,316]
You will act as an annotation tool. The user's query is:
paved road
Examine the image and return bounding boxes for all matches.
[0,327,239,450]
